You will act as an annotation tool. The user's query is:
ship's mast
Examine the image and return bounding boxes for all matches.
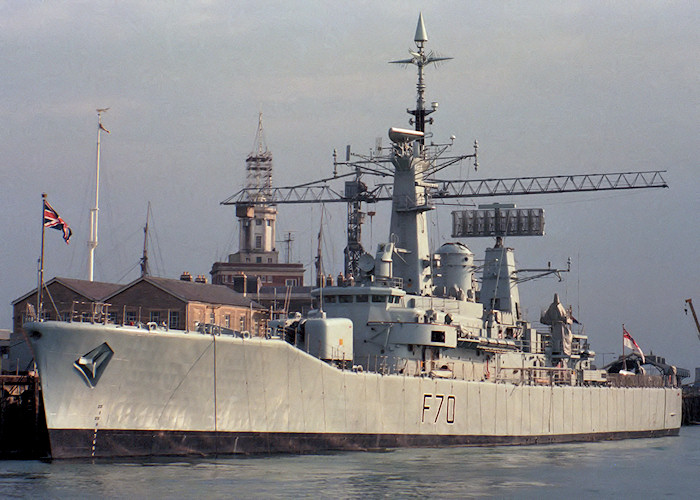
[315,205,325,287]
[88,108,109,281]
[386,14,452,294]
[391,12,452,141]
[140,202,151,277]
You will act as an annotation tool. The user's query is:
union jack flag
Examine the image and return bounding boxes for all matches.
[44,200,72,244]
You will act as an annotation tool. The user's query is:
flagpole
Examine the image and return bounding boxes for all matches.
[622,323,626,371]
[38,193,47,319]
[88,107,109,281]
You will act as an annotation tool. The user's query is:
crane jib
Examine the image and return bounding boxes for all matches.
[221,170,668,205]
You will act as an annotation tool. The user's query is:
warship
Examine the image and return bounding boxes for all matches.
[25,15,680,459]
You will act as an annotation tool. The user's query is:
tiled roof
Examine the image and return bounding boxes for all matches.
[54,277,124,300]
[11,277,123,304]
[114,276,263,309]
[13,275,262,310]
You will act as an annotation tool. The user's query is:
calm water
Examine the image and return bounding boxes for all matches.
[2,427,699,499]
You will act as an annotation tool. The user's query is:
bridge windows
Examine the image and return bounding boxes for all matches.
[431,330,446,343]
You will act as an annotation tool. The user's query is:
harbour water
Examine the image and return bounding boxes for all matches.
[1,426,698,499]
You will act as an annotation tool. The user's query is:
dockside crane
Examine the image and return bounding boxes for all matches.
[222,164,667,277]
[685,299,700,341]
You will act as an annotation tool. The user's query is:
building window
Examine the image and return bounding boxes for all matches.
[356,295,369,303]
[225,314,231,328]
[256,219,263,225]
[150,311,161,323]
[255,235,262,249]
[267,258,272,263]
[285,279,297,287]
[108,312,117,324]
[256,257,262,263]
[169,311,180,329]
[339,295,353,303]
[210,312,215,324]
[266,220,271,226]
[125,311,136,324]
[239,316,245,331]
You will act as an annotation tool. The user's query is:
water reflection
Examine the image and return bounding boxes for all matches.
[0,429,696,499]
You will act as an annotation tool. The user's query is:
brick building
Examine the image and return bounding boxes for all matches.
[12,277,123,331]
[105,275,265,335]
[12,275,266,340]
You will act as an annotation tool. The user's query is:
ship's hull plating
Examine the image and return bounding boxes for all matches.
[46,428,679,459]
[28,322,681,459]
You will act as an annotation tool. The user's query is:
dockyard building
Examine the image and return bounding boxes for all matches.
[105,275,266,335]
[12,275,267,348]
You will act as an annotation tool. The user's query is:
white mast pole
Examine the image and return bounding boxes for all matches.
[88,108,109,281]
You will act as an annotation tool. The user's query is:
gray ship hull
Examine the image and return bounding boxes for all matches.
[46,428,678,459]
[28,321,681,459]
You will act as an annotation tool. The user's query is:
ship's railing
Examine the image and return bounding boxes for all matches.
[351,354,417,376]
[349,357,579,385]
[370,276,404,288]
[30,300,118,325]
[71,301,113,324]
[606,373,676,388]
[39,301,185,332]
[496,366,575,386]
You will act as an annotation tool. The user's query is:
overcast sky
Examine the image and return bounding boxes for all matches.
[1,2,698,371]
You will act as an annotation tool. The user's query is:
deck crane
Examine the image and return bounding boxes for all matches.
[685,299,700,341]
[221,14,669,277]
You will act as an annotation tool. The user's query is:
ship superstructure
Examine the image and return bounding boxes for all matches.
[273,14,583,378]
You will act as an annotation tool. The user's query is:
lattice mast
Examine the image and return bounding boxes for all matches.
[245,113,273,201]
[234,114,278,262]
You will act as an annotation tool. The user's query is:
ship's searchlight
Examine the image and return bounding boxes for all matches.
[388,127,424,143]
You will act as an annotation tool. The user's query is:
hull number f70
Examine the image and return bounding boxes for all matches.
[422,394,455,424]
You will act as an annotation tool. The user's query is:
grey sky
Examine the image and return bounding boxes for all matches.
[1,2,698,371]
